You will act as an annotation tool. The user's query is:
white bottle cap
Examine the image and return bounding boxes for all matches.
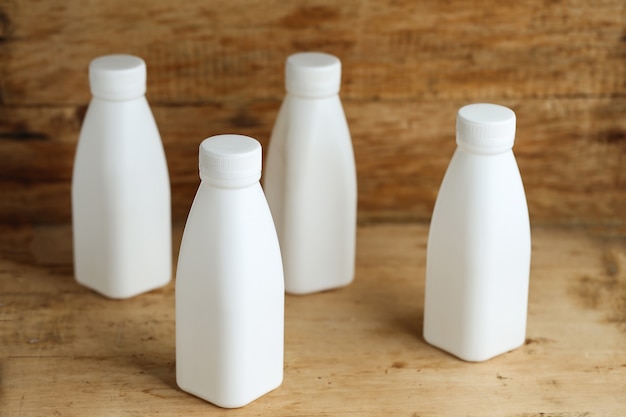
[456,103,516,154]
[199,135,262,187]
[285,52,341,97]
[89,54,146,100]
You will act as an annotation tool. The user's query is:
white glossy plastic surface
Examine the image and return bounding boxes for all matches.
[263,52,357,295]
[176,135,284,408]
[72,55,171,299]
[423,103,531,362]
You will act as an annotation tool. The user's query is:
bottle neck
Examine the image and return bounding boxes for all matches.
[286,89,338,100]
[92,93,146,103]
[200,175,261,189]
[456,139,513,155]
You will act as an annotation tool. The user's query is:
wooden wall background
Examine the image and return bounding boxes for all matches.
[1,0,624,229]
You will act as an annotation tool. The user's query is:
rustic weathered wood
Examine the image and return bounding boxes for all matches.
[1,0,625,227]
[2,1,625,104]
[1,224,625,415]
[1,98,624,225]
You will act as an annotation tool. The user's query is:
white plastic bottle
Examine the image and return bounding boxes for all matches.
[176,135,284,408]
[263,52,357,295]
[71,54,172,299]
[423,103,531,362]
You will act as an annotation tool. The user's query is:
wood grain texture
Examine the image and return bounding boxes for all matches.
[2,0,625,104]
[1,0,625,226]
[1,224,625,415]
[1,98,624,225]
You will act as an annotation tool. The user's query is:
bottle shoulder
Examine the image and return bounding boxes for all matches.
[185,182,271,226]
[440,148,523,186]
[431,148,529,232]
[177,182,282,278]
[79,95,160,140]
[271,96,351,146]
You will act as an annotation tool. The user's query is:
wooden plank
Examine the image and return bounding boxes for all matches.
[1,0,624,105]
[1,0,624,226]
[1,98,624,225]
[1,224,625,415]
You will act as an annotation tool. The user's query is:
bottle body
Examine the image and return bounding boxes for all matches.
[176,180,284,408]
[423,147,531,362]
[71,96,172,299]
[263,94,357,294]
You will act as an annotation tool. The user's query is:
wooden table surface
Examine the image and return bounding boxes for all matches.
[1,223,625,416]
